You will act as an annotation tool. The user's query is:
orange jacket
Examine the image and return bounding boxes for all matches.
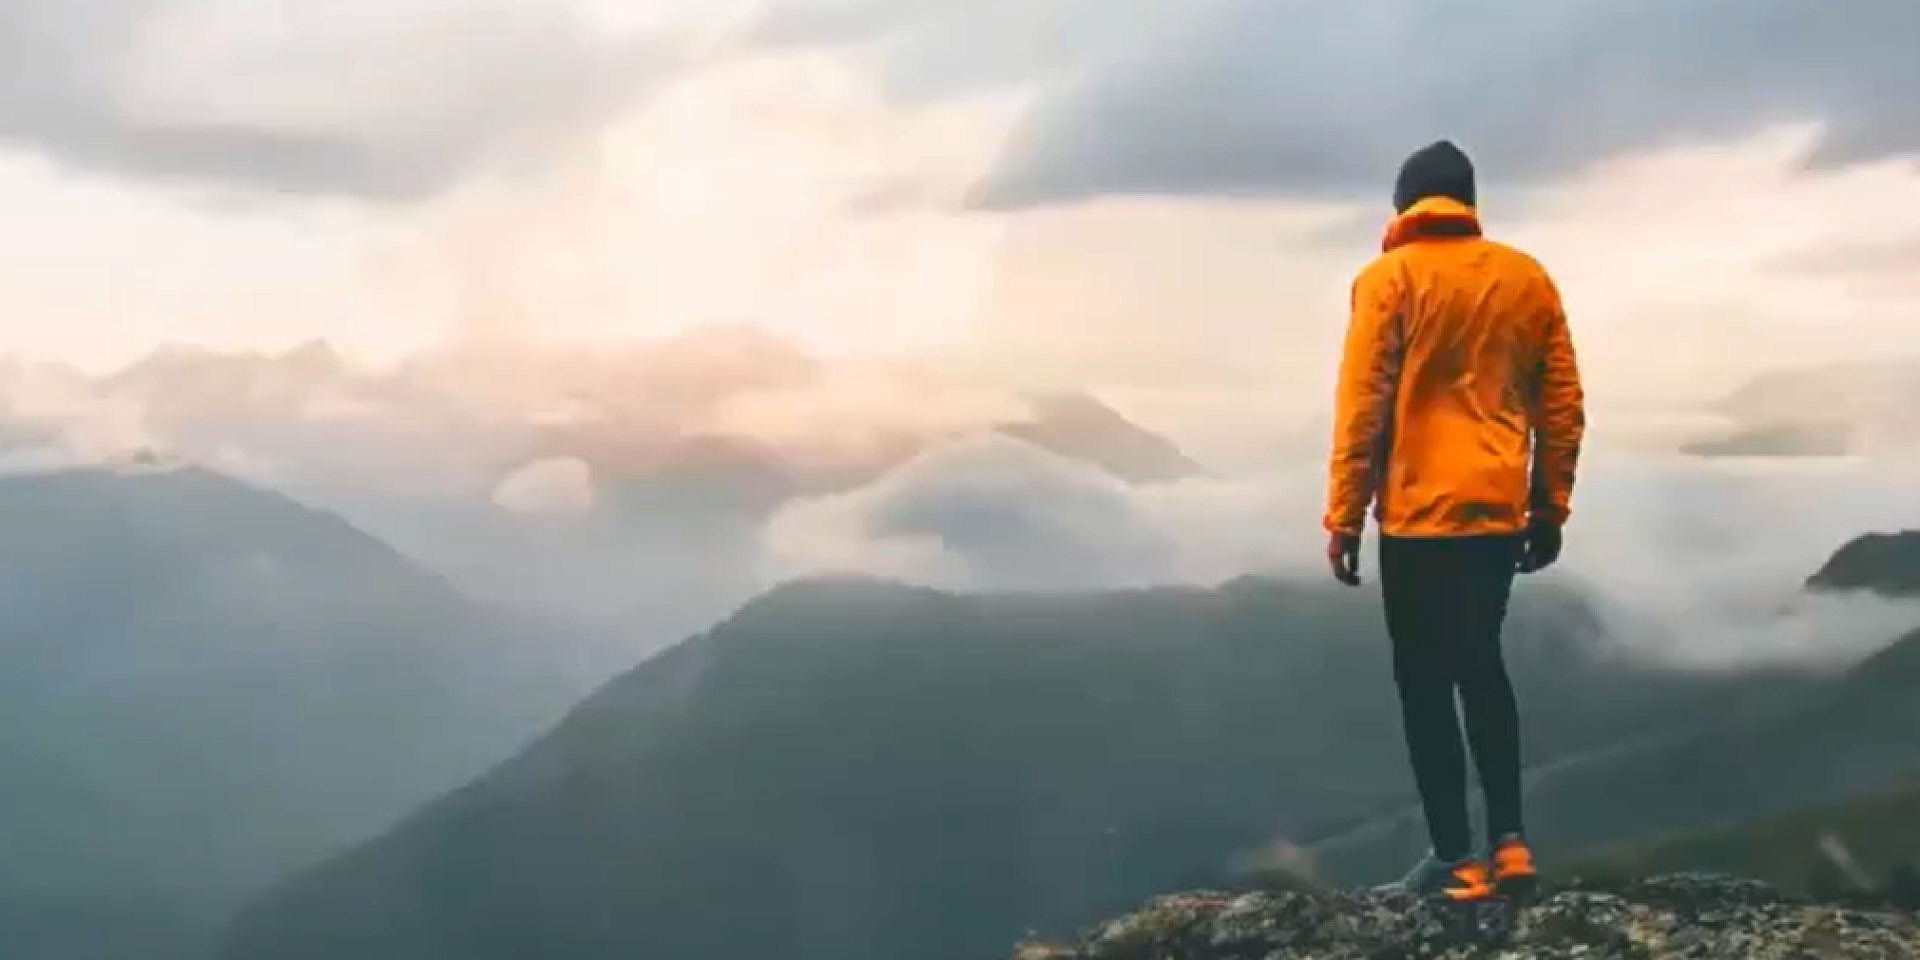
[1323,197,1585,538]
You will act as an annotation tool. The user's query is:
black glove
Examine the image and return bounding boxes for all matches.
[1516,521,1563,574]
[1326,530,1362,586]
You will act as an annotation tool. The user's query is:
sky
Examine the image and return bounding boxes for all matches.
[3,0,1920,671]
[0,0,1917,418]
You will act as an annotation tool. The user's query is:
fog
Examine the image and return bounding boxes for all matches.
[774,426,1920,669]
[2,329,1915,677]
[0,5,1914,959]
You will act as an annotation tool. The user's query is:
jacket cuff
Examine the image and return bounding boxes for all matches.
[1324,516,1365,537]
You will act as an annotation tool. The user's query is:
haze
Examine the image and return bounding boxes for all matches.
[4,0,1920,664]
[9,5,1920,959]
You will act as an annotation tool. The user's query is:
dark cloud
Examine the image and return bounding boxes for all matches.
[955,0,1920,208]
[0,0,667,199]
[14,0,1914,204]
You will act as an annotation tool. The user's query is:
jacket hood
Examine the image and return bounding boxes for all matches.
[1381,197,1482,252]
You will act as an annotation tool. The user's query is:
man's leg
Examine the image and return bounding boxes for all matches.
[1452,535,1525,845]
[1378,535,1473,864]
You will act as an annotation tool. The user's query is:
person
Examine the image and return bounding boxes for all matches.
[1321,140,1586,902]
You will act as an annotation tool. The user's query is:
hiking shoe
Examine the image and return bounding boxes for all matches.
[1386,851,1492,901]
[1489,834,1539,899]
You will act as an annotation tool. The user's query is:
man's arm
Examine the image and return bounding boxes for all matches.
[1529,282,1585,526]
[1324,261,1406,536]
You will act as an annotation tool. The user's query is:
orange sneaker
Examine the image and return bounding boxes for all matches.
[1490,834,1539,899]
[1444,858,1494,901]
[1395,853,1493,901]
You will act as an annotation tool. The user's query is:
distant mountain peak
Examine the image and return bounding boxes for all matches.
[1688,358,1920,458]
[0,462,588,958]
[996,389,1206,482]
[1806,531,1920,598]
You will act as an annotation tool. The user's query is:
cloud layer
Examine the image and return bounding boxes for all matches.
[2,0,1917,677]
[872,0,1920,208]
[775,434,1920,669]
[14,0,1917,209]
[0,0,670,198]
[5,332,1919,674]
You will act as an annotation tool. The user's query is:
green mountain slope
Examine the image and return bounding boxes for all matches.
[1806,529,1920,597]
[1572,778,1920,907]
[1558,529,1920,901]
[214,574,1816,960]
[1308,529,1920,883]
[0,467,590,960]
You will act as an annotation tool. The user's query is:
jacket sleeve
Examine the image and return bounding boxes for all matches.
[1529,280,1586,526]
[1323,261,1405,536]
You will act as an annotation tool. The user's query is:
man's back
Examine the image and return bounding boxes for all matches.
[1326,196,1584,540]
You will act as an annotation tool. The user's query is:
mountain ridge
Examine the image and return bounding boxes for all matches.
[1306,529,1920,883]
[1807,530,1920,598]
[0,465,593,960]
[1572,778,1920,906]
[211,569,1841,960]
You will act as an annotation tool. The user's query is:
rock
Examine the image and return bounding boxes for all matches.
[1013,874,1920,960]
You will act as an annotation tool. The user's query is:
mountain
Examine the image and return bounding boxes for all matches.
[77,341,1205,640]
[1312,623,1920,884]
[215,575,1811,960]
[1572,779,1920,907]
[1678,421,1855,458]
[1806,530,1920,597]
[1012,874,1919,960]
[89,338,1203,509]
[1309,532,1920,883]
[290,384,1206,646]
[1712,359,1920,428]
[0,466,593,960]
[1682,358,1920,458]
[514,387,1204,514]
[996,391,1206,483]
[320,478,771,661]
[103,340,353,422]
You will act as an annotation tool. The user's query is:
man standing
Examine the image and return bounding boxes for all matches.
[1322,140,1586,901]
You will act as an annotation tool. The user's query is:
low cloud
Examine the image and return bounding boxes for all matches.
[763,435,1321,593]
[767,425,1920,671]
[0,332,1217,646]
[763,435,1183,592]
[494,457,597,516]
[0,359,159,473]
[5,331,1918,674]
[1554,453,1920,667]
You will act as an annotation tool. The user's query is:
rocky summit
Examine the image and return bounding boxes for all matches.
[1013,875,1919,960]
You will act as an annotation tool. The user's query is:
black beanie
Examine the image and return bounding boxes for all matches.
[1393,140,1476,213]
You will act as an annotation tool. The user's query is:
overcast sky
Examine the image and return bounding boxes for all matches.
[0,0,1916,424]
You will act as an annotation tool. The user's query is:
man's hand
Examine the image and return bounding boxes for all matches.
[1516,520,1563,574]
[1327,530,1362,586]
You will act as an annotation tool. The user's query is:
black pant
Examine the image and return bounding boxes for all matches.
[1379,533,1525,862]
